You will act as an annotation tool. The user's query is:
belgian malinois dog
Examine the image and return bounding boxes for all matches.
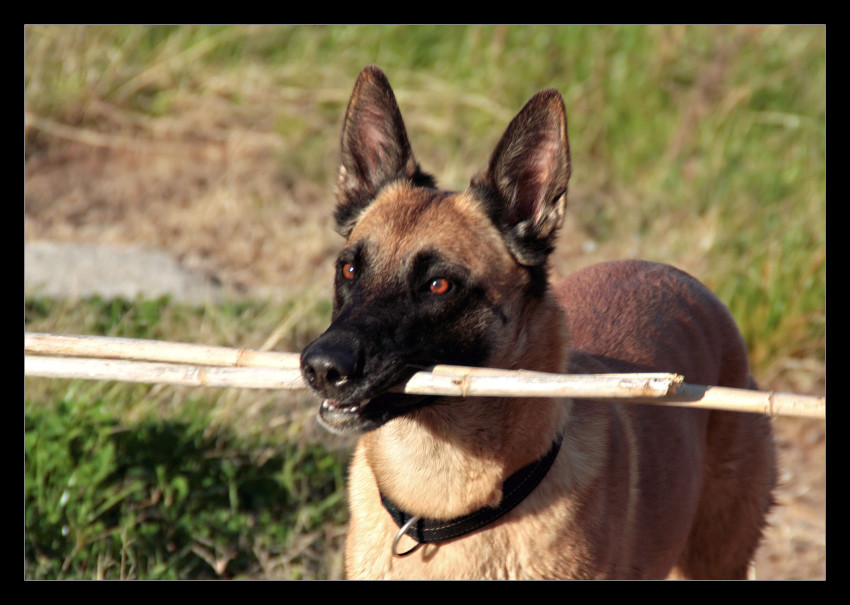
[300,65,777,580]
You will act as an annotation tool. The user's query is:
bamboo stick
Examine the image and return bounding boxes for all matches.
[21,332,681,396]
[25,355,304,390]
[630,383,826,419]
[24,332,825,418]
[24,331,301,368]
[23,354,681,399]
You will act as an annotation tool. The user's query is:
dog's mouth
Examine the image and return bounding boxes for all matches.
[317,390,435,435]
[300,336,444,434]
[317,398,370,434]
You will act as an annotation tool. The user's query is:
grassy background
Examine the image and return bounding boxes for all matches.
[25,24,825,579]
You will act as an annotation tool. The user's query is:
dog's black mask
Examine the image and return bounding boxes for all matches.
[300,244,495,434]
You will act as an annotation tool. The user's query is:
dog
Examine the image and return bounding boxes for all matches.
[300,65,777,580]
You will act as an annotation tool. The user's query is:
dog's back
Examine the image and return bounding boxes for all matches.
[558,260,751,387]
[557,260,776,578]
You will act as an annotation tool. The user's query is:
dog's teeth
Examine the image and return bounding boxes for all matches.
[322,399,363,413]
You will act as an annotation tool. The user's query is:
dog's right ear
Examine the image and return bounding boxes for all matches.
[334,65,436,238]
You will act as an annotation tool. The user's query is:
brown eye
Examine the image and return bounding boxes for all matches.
[429,277,451,295]
[341,262,356,280]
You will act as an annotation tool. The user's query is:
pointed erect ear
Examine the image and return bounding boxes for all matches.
[334,65,436,237]
[472,89,570,266]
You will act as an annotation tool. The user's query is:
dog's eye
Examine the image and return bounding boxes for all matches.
[341,262,356,280]
[428,277,452,295]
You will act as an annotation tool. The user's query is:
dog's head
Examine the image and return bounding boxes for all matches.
[301,66,570,434]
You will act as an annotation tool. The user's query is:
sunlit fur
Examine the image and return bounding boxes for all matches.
[300,66,776,580]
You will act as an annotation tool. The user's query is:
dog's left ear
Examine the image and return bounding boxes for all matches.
[334,65,436,237]
[472,89,570,267]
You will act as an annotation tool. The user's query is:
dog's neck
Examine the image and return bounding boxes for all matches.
[362,290,572,520]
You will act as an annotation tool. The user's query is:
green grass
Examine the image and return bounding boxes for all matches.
[25,393,347,580]
[25,296,344,580]
[25,24,825,579]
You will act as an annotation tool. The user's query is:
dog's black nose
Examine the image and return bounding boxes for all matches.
[301,342,359,396]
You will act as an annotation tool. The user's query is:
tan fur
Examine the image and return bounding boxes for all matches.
[304,66,776,580]
[341,192,775,580]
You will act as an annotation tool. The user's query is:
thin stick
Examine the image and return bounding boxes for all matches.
[24,332,825,418]
[25,355,304,390]
[24,331,301,369]
[21,332,680,394]
[24,354,680,398]
[631,383,826,419]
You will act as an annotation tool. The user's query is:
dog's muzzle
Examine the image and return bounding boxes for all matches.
[301,335,432,434]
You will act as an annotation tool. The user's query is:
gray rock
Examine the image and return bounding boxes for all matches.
[25,241,222,304]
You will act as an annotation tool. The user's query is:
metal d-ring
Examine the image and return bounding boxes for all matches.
[392,515,423,557]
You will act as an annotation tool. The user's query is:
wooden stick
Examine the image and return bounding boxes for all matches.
[21,332,682,395]
[25,355,304,390]
[24,331,301,368]
[24,332,825,418]
[632,383,826,419]
[22,354,681,398]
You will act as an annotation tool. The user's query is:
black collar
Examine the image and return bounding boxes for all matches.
[381,434,563,552]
